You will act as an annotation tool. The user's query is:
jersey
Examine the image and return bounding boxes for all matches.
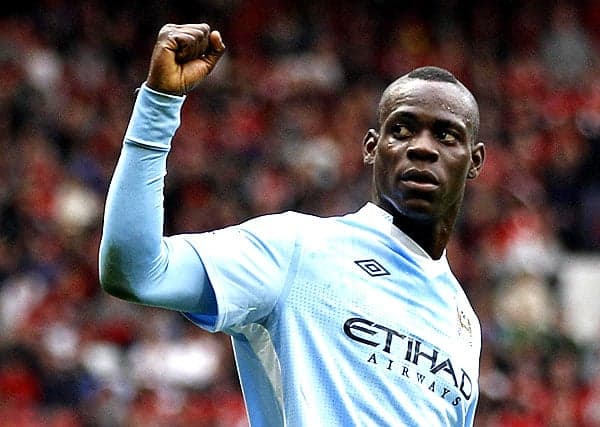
[182,203,481,426]
[101,84,481,427]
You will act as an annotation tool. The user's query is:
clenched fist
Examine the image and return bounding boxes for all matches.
[146,23,226,96]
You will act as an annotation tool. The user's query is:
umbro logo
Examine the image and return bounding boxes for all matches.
[354,259,390,277]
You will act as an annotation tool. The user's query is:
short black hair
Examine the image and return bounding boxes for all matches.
[376,66,479,141]
[405,66,460,84]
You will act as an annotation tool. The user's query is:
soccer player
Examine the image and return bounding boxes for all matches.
[99,23,485,426]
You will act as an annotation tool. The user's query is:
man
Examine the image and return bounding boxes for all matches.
[100,23,485,426]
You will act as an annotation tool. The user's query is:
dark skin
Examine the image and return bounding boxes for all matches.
[145,23,226,95]
[363,78,485,259]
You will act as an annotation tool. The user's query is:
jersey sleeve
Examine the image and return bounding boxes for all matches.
[99,84,217,315]
[181,212,301,333]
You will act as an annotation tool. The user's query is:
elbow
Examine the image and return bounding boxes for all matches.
[98,243,139,302]
[99,269,128,299]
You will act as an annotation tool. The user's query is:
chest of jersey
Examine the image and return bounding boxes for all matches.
[270,230,479,424]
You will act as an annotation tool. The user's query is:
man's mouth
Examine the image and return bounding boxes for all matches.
[399,169,440,191]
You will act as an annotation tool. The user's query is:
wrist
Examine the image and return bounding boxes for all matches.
[141,81,187,99]
[124,83,186,150]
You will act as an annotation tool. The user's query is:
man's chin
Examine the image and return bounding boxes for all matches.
[401,206,437,222]
[382,197,438,222]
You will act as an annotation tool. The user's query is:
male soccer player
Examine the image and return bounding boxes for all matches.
[100,23,485,426]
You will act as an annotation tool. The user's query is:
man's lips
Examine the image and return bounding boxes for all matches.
[399,169,440,191]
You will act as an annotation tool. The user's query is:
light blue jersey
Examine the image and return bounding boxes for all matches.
[182,205,481,427]
[100,84,481,427]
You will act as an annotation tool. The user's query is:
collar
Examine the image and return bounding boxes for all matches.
[358,202,448,263]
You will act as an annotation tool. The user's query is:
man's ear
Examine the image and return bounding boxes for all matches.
[363,129,379,165]
[467,141,485,179]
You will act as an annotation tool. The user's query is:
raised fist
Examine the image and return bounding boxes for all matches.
[146,23,226,96]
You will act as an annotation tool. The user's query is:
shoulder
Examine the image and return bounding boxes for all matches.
[189,207,369,252]
[238,209,353,234]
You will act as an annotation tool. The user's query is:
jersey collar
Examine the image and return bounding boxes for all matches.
[360,202,448,262]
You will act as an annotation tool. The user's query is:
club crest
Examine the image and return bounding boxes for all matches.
[456,305,473,347]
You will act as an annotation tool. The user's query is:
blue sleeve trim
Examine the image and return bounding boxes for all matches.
[181,311,220,332]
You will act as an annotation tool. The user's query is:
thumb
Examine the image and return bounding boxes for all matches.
[202,31,226,74]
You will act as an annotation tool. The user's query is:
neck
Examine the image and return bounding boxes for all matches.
[374,200,458,259]
[392,215,452,259]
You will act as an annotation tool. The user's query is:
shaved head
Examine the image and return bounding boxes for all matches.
[377,66,480,142]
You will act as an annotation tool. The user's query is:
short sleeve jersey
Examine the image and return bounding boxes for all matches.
[182,203,481,427]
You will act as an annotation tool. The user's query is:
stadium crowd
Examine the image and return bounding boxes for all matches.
[0,0,599,425]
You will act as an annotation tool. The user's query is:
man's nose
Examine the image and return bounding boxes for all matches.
[406,131,439,162]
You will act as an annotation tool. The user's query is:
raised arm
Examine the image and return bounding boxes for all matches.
[98,24,225,312]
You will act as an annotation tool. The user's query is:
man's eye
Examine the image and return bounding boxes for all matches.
[391,123,412,138]
[438,131,459,144]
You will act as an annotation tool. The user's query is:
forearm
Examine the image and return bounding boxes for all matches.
[99,84,215,312]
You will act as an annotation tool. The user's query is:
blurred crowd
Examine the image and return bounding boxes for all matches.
[0,0,599,425]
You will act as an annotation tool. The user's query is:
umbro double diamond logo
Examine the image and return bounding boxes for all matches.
[354,259,390,277]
